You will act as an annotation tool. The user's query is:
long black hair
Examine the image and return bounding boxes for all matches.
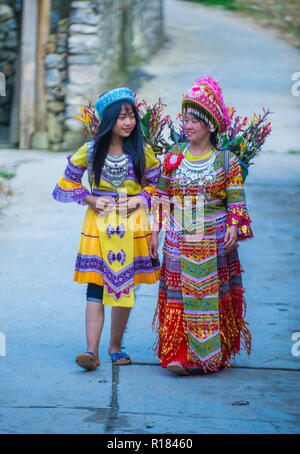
[92,98,146,187]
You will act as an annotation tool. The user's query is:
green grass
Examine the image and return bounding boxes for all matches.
[183,0,239,10]
[0,170,15,179]
[0,170,14,211]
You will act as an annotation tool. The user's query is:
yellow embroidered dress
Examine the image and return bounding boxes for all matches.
[52,142,161,307]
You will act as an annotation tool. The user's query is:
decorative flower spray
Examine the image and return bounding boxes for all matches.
[74,93,272,180]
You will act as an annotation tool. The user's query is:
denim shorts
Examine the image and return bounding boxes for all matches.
[86,283,103,303]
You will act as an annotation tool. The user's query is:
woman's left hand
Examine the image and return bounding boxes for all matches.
[224,225,238,254]
[117,196,141,217]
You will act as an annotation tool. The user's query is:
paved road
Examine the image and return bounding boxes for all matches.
[0,0,299,435]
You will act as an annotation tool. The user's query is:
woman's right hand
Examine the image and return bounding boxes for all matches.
[83,195,115,215]
[148,232,159,259]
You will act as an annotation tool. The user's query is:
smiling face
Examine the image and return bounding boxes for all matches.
[182,111,211,144]
[112,104,136,139]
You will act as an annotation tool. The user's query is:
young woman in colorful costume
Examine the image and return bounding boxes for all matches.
[53,87,161,370]
[149,77,253,375]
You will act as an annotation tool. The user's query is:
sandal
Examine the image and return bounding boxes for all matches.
[76,351,100,370]
[110,352,131,365]
[166,361,189,375]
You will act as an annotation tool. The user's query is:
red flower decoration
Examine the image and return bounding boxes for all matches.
[164,152,184,172]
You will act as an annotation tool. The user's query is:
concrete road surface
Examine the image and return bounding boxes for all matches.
[0,0,299,435]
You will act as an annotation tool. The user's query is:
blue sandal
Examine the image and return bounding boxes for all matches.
[110,352,131,365]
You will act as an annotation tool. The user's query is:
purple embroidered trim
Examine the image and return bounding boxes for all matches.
[52,184,90,203]
[75,255,159,286]
[104,281,134,301]
[81,232,99,238]
[63,156,86,184]
[67,154,87,172]
[92,189,118,198]
[91,157,160,189]
[138,189,152,209]
[145,164,161,184]
[133,232,152,240]
[63,167,82,184]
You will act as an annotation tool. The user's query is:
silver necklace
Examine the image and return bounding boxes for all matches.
[175,148,216,186]
[102,153,129,187]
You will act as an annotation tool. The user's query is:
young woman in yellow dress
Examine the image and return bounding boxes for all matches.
[53,87,161,370]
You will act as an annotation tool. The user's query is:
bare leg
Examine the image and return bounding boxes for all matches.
[108,306,131,360]
[85,301,105,362]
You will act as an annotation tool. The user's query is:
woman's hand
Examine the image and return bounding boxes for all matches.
[117,196,141,217]
[148,232,159,259]
[224,225,238,254]
[83,195,115,215]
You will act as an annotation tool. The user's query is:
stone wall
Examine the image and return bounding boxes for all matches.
[0,0,164,150]
[44,19,69,150]
[0,2,19,142]
[131,0,164,59]
[48,0,164,151]
[61,0,121,149]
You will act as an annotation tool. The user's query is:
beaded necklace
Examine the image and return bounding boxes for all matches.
[102,153,129,188]
[174,145,217,198]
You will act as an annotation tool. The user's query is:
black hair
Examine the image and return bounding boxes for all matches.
[210,130,218,148]
[92,98,146,187]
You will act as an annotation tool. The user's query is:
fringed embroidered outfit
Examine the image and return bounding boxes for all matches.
[153,143,253,372]
[52,142,161,307]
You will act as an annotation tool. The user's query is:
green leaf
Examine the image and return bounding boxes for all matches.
[170,128,182,144]
[140,109,152,139]
[0,171,15,179]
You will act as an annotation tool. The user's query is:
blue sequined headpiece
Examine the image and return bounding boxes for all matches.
[95,87,136,120]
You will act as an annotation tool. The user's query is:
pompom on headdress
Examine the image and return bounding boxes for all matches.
[181,76,231,137]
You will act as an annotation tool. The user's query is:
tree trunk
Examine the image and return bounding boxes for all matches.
[35,0,51,133]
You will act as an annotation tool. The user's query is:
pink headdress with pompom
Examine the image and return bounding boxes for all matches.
[182,76,231,135]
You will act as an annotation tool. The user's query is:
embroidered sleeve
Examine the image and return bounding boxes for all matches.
[225,152,253,241]
[137,144,161,210]
[52,143,91,203]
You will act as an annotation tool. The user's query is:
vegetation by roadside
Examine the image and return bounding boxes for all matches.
[0,169,15,211]
[184,0,300,48]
